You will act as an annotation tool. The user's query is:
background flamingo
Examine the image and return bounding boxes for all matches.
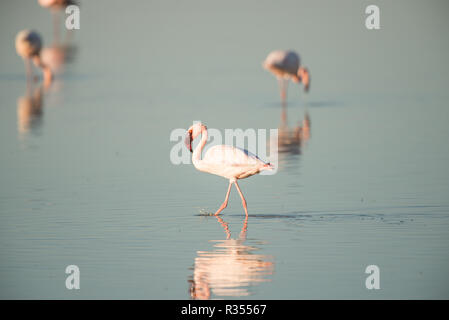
[263,50,310,103]
[185,123,273,216]
[38,0,77,45]
[15,30,52,88]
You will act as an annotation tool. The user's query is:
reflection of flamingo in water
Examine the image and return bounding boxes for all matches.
[301,112,311,142]
[263,50,310,103]
[275,104,311,155]
[185,122,273,216]
[189,216,274,300]
[278,104,301,155]
[17,85,44,135]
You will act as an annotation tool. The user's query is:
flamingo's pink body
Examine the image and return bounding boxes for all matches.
[15,30,52,88]
[38,0,75,10]
[186,123,272,216]
[263,50,310,102]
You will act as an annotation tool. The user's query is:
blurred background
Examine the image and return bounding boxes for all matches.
[0,0,449,299]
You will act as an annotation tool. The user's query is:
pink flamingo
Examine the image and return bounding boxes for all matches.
[38,0,76,10]
[38,0,77,44]
[15,30,53,88]
[263,50,310,103]
[185,123,273,216]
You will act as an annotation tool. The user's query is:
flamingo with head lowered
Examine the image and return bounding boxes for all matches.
[185,123,273,216]
[15,30,53,88]
[263,50,310,103]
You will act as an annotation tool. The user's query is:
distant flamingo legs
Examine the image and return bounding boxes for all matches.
[185,123,273,216]
[38,0,76,44]
[278,78,289,104]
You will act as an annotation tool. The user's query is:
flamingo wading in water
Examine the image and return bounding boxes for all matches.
[38,0,77,45]
[185,123,273,216]
[15,30,53,88]
[263,50,310,103]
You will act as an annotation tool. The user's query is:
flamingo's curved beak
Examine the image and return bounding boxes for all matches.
[185,129,193,153]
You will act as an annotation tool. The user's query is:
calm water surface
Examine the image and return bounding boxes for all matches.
[0,0,449,299]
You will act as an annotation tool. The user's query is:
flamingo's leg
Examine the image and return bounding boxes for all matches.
[278,77,289,104]
[53,10,60,45]
[214,181,232,216]
[283,78,289,103]
[25,59,33,87]
[234,180,248,216]
[278,77,286,103]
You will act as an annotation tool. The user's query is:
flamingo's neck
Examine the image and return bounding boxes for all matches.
[192,127,208,167]
[32,55,53,88]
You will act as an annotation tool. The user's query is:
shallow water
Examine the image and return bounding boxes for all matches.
[0,0,449,299]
